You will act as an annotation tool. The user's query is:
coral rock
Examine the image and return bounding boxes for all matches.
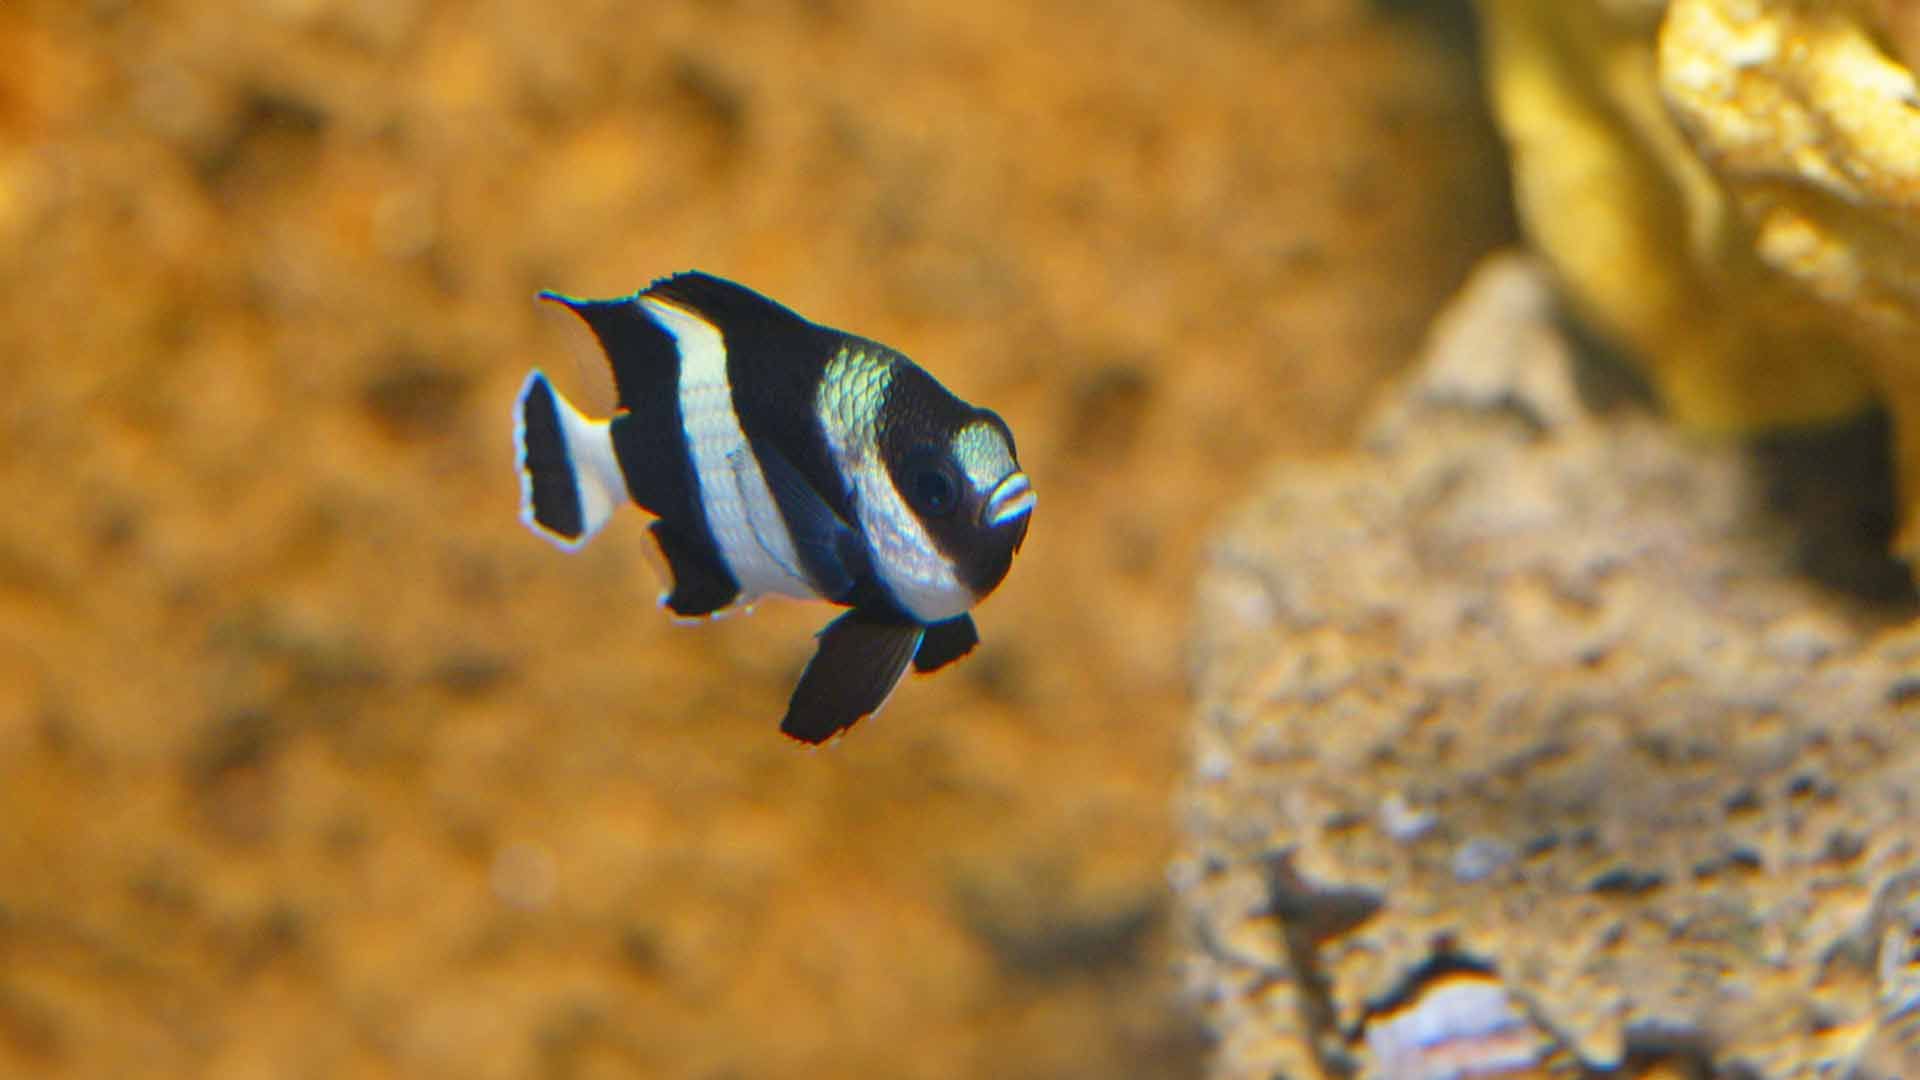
[1477,0,1876,436]
[1177,255,1920,1079]
[1659,0,1920,555]
[1479,0,1920,557]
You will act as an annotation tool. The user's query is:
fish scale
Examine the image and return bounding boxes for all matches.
[819,345,973,623]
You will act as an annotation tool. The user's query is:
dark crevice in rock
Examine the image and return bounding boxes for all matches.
[1558,293,1914,616]
[1253,851,1385,945]
[1353,948,1497,1025]
[1555,302,1663,417]
[194,86,331,196]
[1749,409,1918,614]
[361,354,473,443]
[1254,851,1385,1078]
[1618,1024,1723,1080]
[1587,867,1668,897]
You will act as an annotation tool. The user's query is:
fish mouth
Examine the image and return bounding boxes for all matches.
[981,471,1035,528]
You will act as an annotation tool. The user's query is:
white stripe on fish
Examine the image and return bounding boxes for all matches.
[649,296,816,603]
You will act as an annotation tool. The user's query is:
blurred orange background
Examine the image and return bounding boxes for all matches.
[0,1,1509,1076]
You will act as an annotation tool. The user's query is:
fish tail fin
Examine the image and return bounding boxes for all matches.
[515,369,625,550]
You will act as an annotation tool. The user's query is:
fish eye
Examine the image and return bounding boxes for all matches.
[902,449,961,518]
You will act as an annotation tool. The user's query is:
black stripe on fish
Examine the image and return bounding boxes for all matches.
[540,290,742,614]
[664,275,879,576]
[539,290,676,417]
[876,363,1019,597]
[649,519,743,618]
[514,370,628,551]
[781,609,924,744]
[516,372,585,543]
[541,293,703,522]
[648,273,890,604]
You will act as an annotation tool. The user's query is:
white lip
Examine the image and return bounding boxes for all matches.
[982,471,1035,528]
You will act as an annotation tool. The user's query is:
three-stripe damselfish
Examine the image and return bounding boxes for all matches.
[514,271,1034,744]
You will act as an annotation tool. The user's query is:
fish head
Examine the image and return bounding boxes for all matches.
[879,379,1032,604]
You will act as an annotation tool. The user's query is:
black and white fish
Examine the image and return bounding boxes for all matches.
[514,271,1033,744]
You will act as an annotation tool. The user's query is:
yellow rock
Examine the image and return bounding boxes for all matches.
[1478,0,1920,554]
[1660,0,1920,555]
[1478,0,1877,437]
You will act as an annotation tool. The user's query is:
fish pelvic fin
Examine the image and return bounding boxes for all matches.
[912,614,978,674]
[515,369,626,551]
[780,610,924,745]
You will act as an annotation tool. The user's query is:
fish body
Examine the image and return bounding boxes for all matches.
[514,271,1032,743]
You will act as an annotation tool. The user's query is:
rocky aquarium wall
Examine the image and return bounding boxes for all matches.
[8,1,1920,1078]
[1180,1,1920,1075]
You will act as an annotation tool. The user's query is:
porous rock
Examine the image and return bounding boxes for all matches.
[1177,254,1920,1079]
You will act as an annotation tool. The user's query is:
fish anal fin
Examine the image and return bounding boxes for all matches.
[608,411,698,523]
[781,611,923,744]
[913,614,978,674]
[649,521,741,618]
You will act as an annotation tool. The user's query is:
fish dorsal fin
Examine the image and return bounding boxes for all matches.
[644,271,816,339]
[538,270,814,414]
[538,291,677,415]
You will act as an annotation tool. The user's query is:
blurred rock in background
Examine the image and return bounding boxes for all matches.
[0,1,1510,1076]
[1179,254,1920,1079]
[1478,0,1920,559]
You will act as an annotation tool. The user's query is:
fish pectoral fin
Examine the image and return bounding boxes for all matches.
[912,614,978,674]
[648,521,741,618]
[780,611,924,745]
[750,434,864,601]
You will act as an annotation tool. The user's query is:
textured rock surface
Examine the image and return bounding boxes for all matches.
[1660,0,1920,556]
[1177,255,1920,1079]
[1479,0,1920,559]
[0,2,1511,1077]
[1477,0,1878,435]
